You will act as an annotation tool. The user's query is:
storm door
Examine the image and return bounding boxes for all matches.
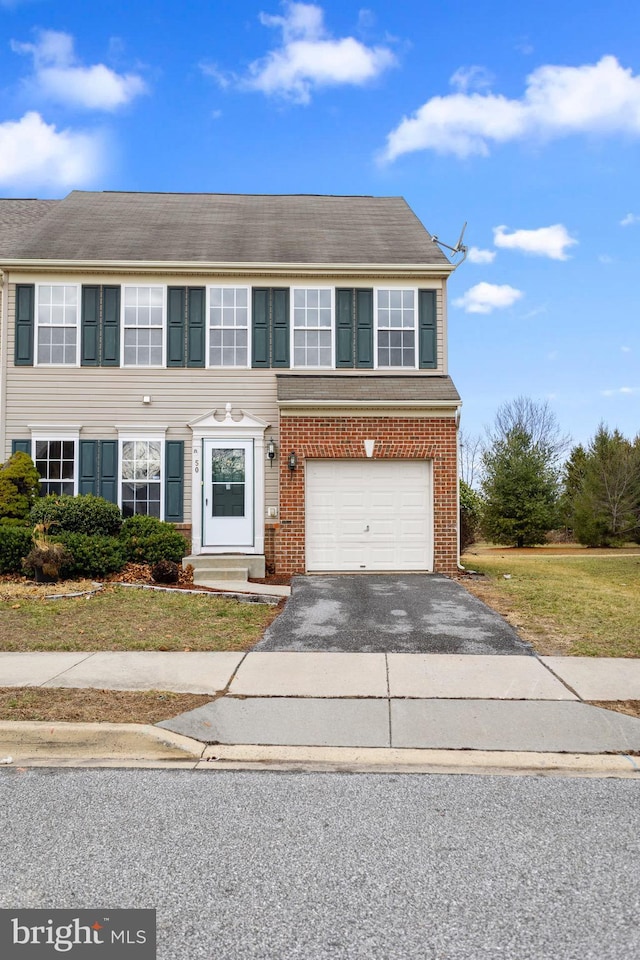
[203,440,254,547]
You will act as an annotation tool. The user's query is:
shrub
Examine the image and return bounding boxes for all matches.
[460,481,483,552]
[120,515,187,564]
[0,526,33,573]
[30,494,122,536]
[56,532,127,579]
[0,452,40,521]
[151,559,180,583]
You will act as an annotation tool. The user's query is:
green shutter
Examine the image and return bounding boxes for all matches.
[101,286,120,366]
[252,288,270,368]
[418,289,437,369]
[187,287,206,367]
[271,288,290,368]
[99,441,118,504]
[355,289,373,368]
[79,440,98,494]
[14,284,34,366]
[81,286,100,366]
[164,440,184,523]
[335,288,354,368]
[167,287,186,367]
[11,439,31,455]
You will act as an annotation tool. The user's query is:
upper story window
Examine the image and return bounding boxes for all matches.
[376,289,416,368]
[36,284,79,365]
[123,286,164,366]
[292,288,332,368]
[34,438,76,496]
[208,287,249,367]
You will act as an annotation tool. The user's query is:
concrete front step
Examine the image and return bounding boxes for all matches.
[183,554,266,584]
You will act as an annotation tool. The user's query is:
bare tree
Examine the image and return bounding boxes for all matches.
[488,396,571,467]
[459,429,483,489]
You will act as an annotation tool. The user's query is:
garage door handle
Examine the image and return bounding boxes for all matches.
[364,525,369,532]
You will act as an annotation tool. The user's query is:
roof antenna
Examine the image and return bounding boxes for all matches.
[430,222,467,266]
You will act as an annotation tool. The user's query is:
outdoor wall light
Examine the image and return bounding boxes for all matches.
[267,438,276,465]
[288,450,298,472]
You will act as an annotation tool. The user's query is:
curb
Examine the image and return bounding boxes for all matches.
[1,722,639,777]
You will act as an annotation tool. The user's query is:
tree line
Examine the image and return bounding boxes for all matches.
[461,397,640,549]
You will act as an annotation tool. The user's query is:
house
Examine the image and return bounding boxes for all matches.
[0,191,462,580]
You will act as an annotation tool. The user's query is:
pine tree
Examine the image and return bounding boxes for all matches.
[481,427,560,547]
[570,425,640,546]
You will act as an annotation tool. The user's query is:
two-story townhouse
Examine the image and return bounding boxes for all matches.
[0,191,462,580]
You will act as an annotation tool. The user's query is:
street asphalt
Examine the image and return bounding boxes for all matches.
[255,574,532,654]
[2,769,639,959]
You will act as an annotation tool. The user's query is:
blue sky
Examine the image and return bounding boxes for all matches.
[1,0,639,448]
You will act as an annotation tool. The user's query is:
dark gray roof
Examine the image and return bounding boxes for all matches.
[277,374,461,404]
[6,191,450,265]
[0,199,60,257]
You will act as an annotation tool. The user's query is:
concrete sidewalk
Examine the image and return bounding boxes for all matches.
[2,651,640,756]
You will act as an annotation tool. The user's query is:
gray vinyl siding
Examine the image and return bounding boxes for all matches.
[3,276,448,519]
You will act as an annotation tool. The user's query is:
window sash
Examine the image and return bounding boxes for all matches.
[122,286,165,367]
[291,288,333,368]
[119,439,163,519]
[208,286,249,367]
[33,438,77,495]
[35,285,79,365]
[376,289,417,369]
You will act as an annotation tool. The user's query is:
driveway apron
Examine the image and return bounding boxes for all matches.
[254,574,532,654]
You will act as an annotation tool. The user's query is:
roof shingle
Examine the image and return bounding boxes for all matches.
[277,374,461,404]
[5,191,450,265]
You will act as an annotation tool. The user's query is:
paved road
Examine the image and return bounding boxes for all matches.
[256,574,532,654]
[2,769,639,959]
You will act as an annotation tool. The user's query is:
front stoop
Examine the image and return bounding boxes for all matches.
[183,554,266,586]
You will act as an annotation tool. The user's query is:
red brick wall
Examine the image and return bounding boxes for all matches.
[275,415,459,576]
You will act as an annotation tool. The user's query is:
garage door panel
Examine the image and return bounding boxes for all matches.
[306,459,432,572]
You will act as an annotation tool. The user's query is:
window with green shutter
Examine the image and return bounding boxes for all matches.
[14,285,35,366]
[418,289,437,369]
[251,287,290,368]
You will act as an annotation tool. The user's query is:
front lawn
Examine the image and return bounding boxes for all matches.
[460,552,640,657]
[0,584,280,652]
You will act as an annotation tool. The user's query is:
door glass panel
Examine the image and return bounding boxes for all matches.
[211,448,245,482]
[211,448,245,517]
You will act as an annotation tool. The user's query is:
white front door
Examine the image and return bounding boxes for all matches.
[203,439,254,548]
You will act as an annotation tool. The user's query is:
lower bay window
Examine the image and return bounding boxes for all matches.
[33,437,77,495]
[119,437,164,518]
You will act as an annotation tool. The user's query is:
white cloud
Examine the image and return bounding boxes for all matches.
[243,2,396,104]
[493,224,577,260]
[467,246,496,264]
[620,212,640,226]
[599,254,614,264]
[449,65,494,94]
[601,386,639,396]
[12,30,147,111]
[453,282,523,314]
[383,55,640,160]
[621,345,632,352]
[0,111,103,189]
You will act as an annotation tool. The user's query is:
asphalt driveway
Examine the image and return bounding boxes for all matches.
[255,574,532,655]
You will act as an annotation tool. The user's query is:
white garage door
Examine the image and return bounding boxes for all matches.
[305,459,432,572]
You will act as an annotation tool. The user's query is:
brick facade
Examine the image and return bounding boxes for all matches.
[274,415,459,576]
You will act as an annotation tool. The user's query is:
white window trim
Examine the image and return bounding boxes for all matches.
[30,428,80,496]
[373,286,419,371]
[206,284,252,369]
[34,283,81,368]
[117,429,167,521]
[121,284,167,369]
[290,286,335,370]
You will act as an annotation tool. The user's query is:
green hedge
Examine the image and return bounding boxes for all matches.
[120,516,187,564]
[56,532,127,579]
[30,494,122,536]
[0,526,33,573]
